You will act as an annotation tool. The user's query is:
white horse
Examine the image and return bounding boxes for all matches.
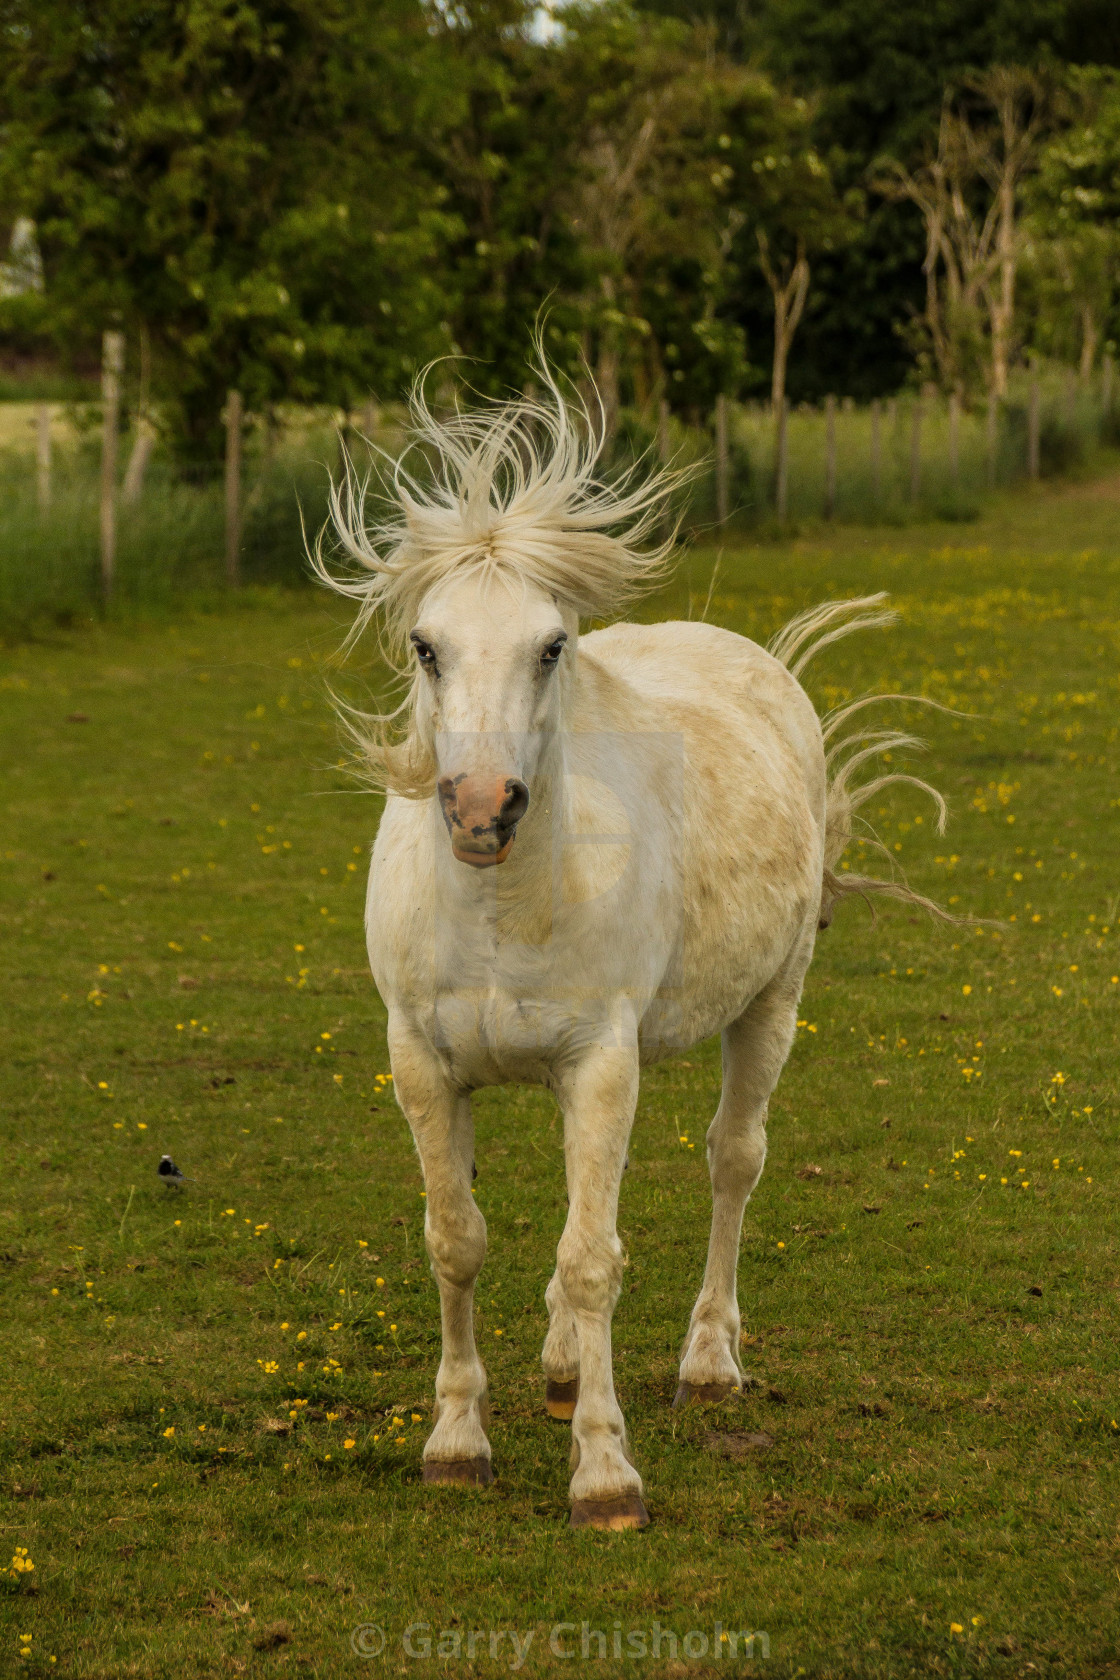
[317,371,946,1530]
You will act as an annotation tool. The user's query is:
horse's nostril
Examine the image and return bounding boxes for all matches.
[500,779,530,828]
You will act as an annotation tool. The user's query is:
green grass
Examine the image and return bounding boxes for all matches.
[1,474,1119,1678]
[0,429,342,636]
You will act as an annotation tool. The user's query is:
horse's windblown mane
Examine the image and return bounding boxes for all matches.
[315,359,686,663]
[313,357,687,795]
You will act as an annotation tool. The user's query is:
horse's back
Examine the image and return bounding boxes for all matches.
[579,620,828,1048]
[579,619,825,797]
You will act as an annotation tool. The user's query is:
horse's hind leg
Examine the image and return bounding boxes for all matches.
[541,1271,580,1419]
[675,968,803,1405]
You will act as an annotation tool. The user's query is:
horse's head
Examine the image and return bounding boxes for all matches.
[411,570,576,867]
[316,354,684,846]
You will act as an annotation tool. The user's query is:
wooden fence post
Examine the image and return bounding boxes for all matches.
[870,399,881,501]
[908,390,923,502]
[774,397,789,522]
[35,403,52,512]
[714,393,729,525]
[1027,359,1041,481]
[122,416,156,505]
[823,394,837,518]
[986,390,999,487]
[657,397,671,466]
[224,389,243,586]
[122,323,154,504]
[948,390,960,487]
[100,329,125,599]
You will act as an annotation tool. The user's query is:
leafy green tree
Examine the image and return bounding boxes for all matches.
[633,0,1117,396]
[413,0,590,399]
[422,3,836,424]
[733,103,855,407]
[1023,68,1120,372]
[0,0,455,460]
[557,5,756,426]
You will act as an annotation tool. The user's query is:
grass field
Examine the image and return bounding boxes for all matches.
[1,473,1119,1678]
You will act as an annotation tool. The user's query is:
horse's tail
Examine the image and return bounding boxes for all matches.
[767,593,959,930]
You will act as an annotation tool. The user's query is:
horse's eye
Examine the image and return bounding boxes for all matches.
[541,639,566,668]
[411,638,438,673]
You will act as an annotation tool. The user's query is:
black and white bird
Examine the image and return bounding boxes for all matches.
[157,1154,195,1188]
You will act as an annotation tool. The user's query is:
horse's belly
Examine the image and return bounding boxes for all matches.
[638,902,814,1062]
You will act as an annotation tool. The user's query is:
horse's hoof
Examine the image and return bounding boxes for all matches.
[569,1495,649,1531]
[672,1380,740,1407]
[545,1379,578,1421]
[422,1456,494,1487]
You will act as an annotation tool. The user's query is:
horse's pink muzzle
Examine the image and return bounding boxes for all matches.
[437,774,530,867]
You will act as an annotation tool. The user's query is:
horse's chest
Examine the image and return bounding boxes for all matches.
[429,986,578,1080]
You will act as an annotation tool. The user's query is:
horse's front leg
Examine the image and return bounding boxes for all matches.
[388,1021,492,1486]
[555,1043,647,1530]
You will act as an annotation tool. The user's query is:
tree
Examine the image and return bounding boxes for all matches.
[416,0,591,400]
[428,4,815,429]
[755,233,809,410]
[0,0,454,460]
[875,125,982,395]
[876,68,1056,397]
[741,105,852,410]
[633,0,1109,397]
[546,9,852,426]
[557,7,757,430]
[959,68,1056,396]
[1023,67,1120,376]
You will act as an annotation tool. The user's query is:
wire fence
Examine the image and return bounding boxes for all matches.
[674,362,1119,532]
[1,359,1117,633]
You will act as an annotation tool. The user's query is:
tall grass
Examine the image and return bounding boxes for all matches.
[1,365,1117,635]
[0,423,343,635]
[645,363,1120,533]
[729,398,994,524]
